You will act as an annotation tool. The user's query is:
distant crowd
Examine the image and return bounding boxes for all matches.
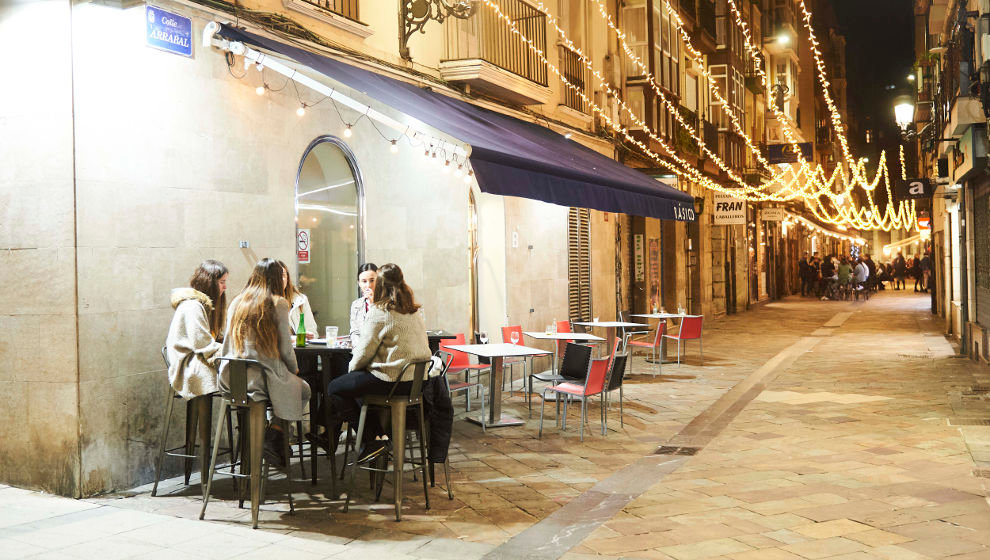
[798,249,931,301]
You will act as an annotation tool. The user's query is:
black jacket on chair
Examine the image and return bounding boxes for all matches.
[421,376,454,462]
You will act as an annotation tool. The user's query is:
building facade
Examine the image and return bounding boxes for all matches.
[0,0,855,496]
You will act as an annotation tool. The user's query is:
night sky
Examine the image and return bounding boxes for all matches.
[831,0,916,129]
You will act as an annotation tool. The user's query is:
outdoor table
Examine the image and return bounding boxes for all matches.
[631,313,688,363]
[573,321,647,354]
[444,343,550,428]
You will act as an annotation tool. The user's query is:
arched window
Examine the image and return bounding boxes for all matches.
[295,136,365,333]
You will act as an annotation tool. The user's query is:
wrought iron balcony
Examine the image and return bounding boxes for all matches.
[297,0,358,21]
[442,0,550,105]
[559,45,588,113]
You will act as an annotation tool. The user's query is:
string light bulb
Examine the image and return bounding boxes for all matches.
[454,164,464,177]
[343,124,353,138]
[296,105,306,117]
[255,85,265,96]
[390,139,399,153]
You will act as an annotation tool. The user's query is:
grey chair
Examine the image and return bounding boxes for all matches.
[343,360,433,522]
[200,357,294,529]
[439,350,486,433]
[619,310,650,351]
[152,346,235,498]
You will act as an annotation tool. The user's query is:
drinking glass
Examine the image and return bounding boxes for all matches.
[593,316,600,323]
[510,331,520,345]
[325,326,338,346]
[479,331,489,344]
[545,324,552,335]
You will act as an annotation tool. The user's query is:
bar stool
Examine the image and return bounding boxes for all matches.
[200,357,295,529]
[152,347,235,497]
[343,360,432,521]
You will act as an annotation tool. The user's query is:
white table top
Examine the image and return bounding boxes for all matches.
[523,331,604,341]
[631,313,687,319]
[444,343,550,358]
[574,321,648,328]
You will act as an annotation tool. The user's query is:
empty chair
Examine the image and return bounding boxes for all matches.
[603,353,629,430]
[439,350,486,432]
[626,321,666,376]
[663,315,704,365]
[618,310,649,351]
[539,341,616,441]
[528,339,590,415]
[501,325,539,395]
[439,333,490,397]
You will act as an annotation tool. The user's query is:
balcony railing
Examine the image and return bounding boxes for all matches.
[444,0,548,87]
[298,0,358,21]
[559,45,588,112]
[677,108,700,156]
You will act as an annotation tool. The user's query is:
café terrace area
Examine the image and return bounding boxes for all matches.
[5,291,990,560]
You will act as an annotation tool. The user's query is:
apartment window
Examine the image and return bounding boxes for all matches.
[710,64,728,129]
[623,2,649,78]
[628,86,646,129]
[567,208,592,323]
[685,74,698,112]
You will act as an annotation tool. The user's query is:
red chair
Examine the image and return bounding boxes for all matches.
[663,316,704,365]
[626,321,666,376]
[439,333,490,404]
[539,339,619,441]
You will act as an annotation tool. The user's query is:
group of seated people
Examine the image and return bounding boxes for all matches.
[800,252,873,300]
[165,258,434,468]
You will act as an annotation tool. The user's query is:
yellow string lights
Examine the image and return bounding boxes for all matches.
[479,0,915,231]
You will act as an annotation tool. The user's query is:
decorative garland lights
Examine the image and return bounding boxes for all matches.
[480,0,917,232]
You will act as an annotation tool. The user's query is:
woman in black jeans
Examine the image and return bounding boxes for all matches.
[326,263,432,461]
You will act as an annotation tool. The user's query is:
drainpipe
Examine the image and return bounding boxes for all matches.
[959,184,969,355]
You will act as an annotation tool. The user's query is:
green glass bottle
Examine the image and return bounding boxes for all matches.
[295,312,306,347]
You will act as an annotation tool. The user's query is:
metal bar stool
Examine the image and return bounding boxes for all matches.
[200,357,295,529]
[152,347,235,497]
[343,360,432,521]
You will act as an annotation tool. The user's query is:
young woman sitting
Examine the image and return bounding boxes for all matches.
[220,258,311,467]
[326,263,432,462]
[166,260,228,399]
[278,260,317,339]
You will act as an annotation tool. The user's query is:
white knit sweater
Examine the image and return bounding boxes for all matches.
[349,306,432,382]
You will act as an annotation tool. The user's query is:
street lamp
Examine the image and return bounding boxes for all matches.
[776,33,790,46]
[893,94,915,131]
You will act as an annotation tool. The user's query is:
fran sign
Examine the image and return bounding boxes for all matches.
[146,6,193,58]
[712,192,746,225]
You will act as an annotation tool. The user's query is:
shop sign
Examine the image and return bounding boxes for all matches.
[761,207,785,221]
[296,229,311,264]
[895,178,934,200]
[712,192,746,225]
[634,234,645,282]
[648,238,660,306]
[146,6,193,58]
[918,216,931,231]
[951,125,988,182]
[766,142,813,164]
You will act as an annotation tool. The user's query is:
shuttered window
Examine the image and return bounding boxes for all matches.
[568,207,592,322]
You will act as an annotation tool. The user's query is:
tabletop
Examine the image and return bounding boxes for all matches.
[573,321,648,328]
[631,313,687,319]
[445,343,550,358]
[523,331,604,341]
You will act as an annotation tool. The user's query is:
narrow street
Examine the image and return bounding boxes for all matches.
[3,291,988,560]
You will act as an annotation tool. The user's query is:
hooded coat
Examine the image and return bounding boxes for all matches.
[165,288,222,399]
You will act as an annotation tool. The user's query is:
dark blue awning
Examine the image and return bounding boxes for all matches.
[216,26,696,221]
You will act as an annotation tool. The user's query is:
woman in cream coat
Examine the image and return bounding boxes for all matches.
[165,260,228,399]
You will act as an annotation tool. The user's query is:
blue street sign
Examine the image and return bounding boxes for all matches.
[146,6,192,58]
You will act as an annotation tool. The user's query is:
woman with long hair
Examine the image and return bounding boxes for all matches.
[326,263,431,459]
[220,258,311,466]
[277,260,317,339]
[166,260,228,398]
[348,263,378,344]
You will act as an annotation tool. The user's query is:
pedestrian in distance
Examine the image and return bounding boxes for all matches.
[799,252,811,297]
[911,255,923,292]
[921,250,932,293]
[893,252,907,290]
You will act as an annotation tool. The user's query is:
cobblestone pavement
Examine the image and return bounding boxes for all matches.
[3,291,989,559]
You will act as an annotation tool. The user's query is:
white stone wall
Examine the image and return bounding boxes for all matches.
[0,0,81,497]
[66,1,474,493]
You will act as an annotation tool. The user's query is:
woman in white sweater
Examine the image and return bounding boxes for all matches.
[326,263,431,457]
[277,260,317,338]
[165,260,228,399]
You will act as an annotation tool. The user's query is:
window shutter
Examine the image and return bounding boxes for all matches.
[568,208,592,323]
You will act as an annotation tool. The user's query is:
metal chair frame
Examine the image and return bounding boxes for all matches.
[662,316,704,365]
[200,357,295,529]
[343,360,433,522]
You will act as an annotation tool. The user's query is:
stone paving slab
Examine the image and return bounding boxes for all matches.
[3,292,989,559]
